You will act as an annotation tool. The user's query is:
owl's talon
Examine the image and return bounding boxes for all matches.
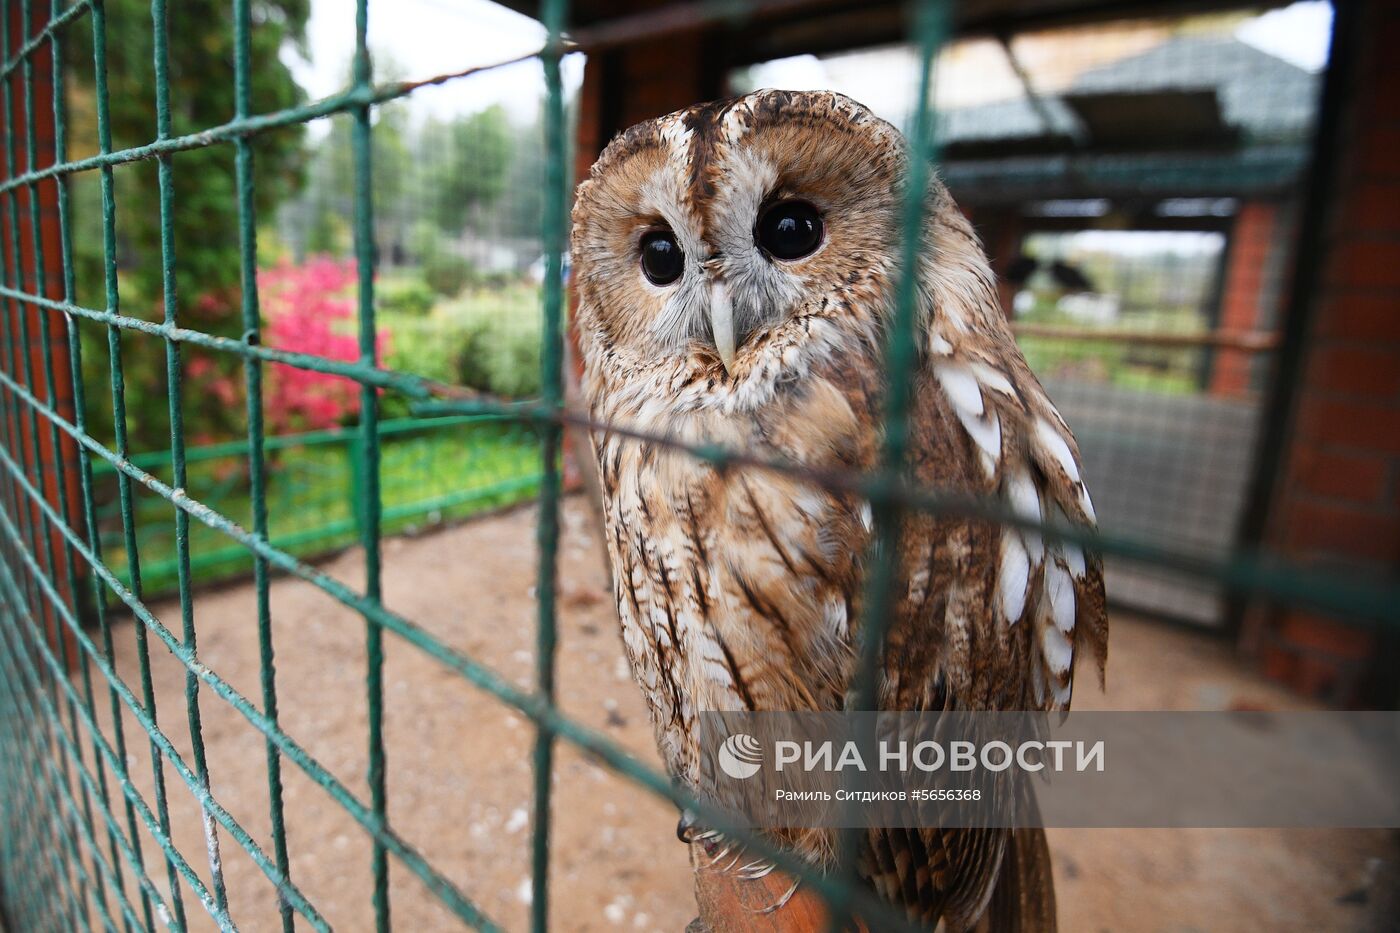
[676,809,700,844]
[755,878,802,915]
[679,812,729,858]
[737,857,777,881]
[694,829,728,861]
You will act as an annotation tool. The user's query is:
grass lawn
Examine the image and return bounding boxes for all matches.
[93,416,542,599]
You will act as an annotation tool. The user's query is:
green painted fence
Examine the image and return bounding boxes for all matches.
[91,415,543,599]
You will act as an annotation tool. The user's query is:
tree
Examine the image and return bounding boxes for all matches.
[285,58,414,266]
[65,0,309,451]
[421,105,513,235]
[289,102,415,261]
[69,0,308,303]
[497,114,546,241]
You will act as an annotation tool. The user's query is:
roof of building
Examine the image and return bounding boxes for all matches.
[941,35,1318,150]
[496,0,1290,65]
[939,35,1319,200]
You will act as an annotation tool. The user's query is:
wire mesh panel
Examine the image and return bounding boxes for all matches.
[0,0,1395,931]
[735,11,1322,626]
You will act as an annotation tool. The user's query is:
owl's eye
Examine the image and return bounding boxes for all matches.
[640,231,684,286]
[757,201,823,261]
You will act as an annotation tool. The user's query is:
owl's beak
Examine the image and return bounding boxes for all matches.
[710,280,736,374]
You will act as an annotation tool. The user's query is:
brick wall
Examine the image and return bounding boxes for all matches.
[1256,0,1400,705]
[1210,201,1276,397]
[1,2,81,655]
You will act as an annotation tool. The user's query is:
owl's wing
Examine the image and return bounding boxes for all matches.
[896,195,1108,713]
[859,197,1106,930]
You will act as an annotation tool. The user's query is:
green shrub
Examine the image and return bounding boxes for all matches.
[377,276,436,317]
[382,312,465,386]
[447,286,542,398]
[380,284,542,401]
[423,252,477,297]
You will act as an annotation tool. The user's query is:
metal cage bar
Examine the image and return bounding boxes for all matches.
[42,10,150,926]
[530,1,568,931]
[85,0,193,920]
[348,0,392,927]
[228,0,296,926]
[830,4,948,928]
[14,0,109,926]
[150,0,231,918]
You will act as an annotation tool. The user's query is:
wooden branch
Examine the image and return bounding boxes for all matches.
[1009,323,1280,351]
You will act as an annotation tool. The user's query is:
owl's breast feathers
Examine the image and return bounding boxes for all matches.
[588,332,883,780]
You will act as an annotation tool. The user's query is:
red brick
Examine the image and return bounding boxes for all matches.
[1289,446,1391,502]
[1312,293,1400,343]
[1292,654,1347,699]
[1278,614,1378,661]
[1355,126,1400,178]
[1259,641,1295,684]
[1210,203,1276,396]
[1307,344,1400,397]
[1359,11,1400,81]
[1327,239,1400,289]
[1294,395,1400,453]
[1282,499,1400,564]
[1267,613,1375,701]
[1337,180,1400,234]
[1210,355,1251,398]
[1365,69,1400,123]
[1258,616,1374,703]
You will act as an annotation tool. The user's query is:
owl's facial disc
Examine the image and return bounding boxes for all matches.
[641,225,738,372]
[574,90,909,391]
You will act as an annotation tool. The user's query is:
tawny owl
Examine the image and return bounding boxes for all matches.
[570,89,1107,931]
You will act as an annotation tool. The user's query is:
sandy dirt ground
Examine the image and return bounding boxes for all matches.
[70,498,1397,932]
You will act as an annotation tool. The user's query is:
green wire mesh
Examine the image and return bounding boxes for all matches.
[0,1,1396,931]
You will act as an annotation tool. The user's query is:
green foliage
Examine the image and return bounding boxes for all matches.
[422,252,478,297]
[377,275,437,317]
[421,105,514,235]
[293,91,413,262]
[286,96,520,269]
[68,0,308,303]
[381,318,461,399]
[449,286,542,398]
[381,285,541,404]
[95,417,542,595]
[65,0,308,452]
[497,118,548,240]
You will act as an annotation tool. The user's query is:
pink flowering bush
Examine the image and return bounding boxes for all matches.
[184,354,242,434]
[260,257,390,433]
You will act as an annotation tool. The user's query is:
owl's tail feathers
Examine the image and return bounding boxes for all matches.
[975,827,1057,933]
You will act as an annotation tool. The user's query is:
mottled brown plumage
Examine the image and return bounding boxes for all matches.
[571,89,1107,931]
